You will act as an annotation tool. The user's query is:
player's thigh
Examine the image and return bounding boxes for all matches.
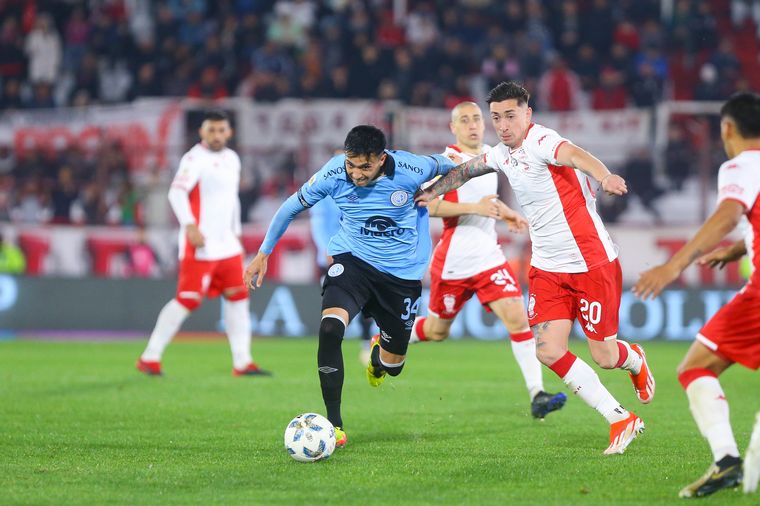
[573,259,622,342]
[531,319,574,365]
[677,340,733,376]
[527,267,575,327]
[321,253,371,326]
[366,277,422,361]
[473,262,527,331]
[210,255,248,300]
[427,273,472,322]
[690,287,760,372]
[176,258,214,308]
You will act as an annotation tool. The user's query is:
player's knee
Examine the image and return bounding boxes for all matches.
[176,295,201,312]
[536,346,564,366]
[319,316,346,344]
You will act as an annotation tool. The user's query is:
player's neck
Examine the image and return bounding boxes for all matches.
[735,139,760,155]
[456,143,484,156]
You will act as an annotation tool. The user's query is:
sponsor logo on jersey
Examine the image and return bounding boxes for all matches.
[396,161,423,174]
[537,134,548,145]
[361,216,404,237]
[390,191,409,207]
[323,166,345,178]
[328,263,344,277]
[720,183,744,195]
[528,294,536,319]
[585,322,597,334]
[347,194,359,202]
[443,294,456,314]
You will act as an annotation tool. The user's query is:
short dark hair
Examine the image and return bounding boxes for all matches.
[203,109,229,122]
[486,81,530,106]
[344,125,386,157]
[721,92,760,138]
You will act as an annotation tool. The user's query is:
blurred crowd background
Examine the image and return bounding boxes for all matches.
[0,0,758,230]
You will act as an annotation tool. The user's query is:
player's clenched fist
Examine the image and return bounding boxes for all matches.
[244,252,269,289]
[601,174,628,196]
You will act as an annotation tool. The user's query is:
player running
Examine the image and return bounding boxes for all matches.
[137,110,270,377]
[634,92,760,498]
[415,82,655,455]
[409,101,567,419]
[245,125,473,448]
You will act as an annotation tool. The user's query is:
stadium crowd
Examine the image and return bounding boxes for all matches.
[0,0,759,226]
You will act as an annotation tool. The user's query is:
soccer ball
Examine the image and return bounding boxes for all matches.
[284,413,336,462]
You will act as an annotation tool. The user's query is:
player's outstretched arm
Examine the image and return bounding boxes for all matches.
[632,200,745,299]
[495,200,528,232]
[244,193,308,289]
[697,239,747,270]
[555,142,627,196]
[414,157,496,207]
[429,194,500,218]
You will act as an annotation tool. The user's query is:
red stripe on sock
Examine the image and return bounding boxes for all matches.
[415,318,428,342]
[615,341,628,368]
[510,330,534,342]
[678,368,718,389]
[549,351,577,378]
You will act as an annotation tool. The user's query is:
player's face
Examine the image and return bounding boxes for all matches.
[199,119,232,151]
[345,152,386,186]
[451,105,485,149]
[489,100,532,149]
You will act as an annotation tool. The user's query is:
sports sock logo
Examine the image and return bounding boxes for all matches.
[318,366,339,374]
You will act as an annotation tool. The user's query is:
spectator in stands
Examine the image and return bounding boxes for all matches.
[63,7,90,72]
[0,79,22,110]
[536,56,581,111]
[0,17,26,81]
[0,232,26,275]
[187,66,229,99]
[50,167,79,224]
[24,14,61,84]
[11,179,49,224]
[664,124,693,191]
[26,83,55,109]
[592,67,628,110]
[694,63,723,101]
[630,61,663,107]
[624,147,664,223]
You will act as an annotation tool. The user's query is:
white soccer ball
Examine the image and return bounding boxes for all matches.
[284,413,336,462]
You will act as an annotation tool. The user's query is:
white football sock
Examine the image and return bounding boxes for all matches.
[686,376,740,461]
[510,336,544,400]
[617,340,642,374]
[141,299,190,362]
[408,317,426,344]
[563,357,628,424]
[224,298,253,370]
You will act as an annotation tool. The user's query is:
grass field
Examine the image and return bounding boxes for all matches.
[1,338,758,505]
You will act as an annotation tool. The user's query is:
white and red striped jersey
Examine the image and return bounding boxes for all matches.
[484,123,617,273]
[430,144,507,280]
[716,149,760,284]
[169,143,243,261]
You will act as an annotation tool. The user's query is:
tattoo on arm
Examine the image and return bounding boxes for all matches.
[427,158,495,197]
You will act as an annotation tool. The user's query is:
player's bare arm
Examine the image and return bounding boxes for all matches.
[633,200,745,299]
[244,251,269,289]
[428,194,500,218]
[414,157,496,206]
[495,200,528,232]
[697,240,747,270]
[555,142,627,196]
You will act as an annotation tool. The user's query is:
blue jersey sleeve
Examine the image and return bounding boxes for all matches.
[422,153,456,180]
[259,193,306,254]
[296,156,342,208]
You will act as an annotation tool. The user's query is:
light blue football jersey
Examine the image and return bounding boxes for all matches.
[297,150,454,280]
[309,197,342,269]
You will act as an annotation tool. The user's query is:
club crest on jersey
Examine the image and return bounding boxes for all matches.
[443,294,456,314]
[390,191,409,207]
[328,263,344,277]
[528,294,536,319]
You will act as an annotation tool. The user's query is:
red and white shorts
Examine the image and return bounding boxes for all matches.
[177,253,247,302]
[527,259,622,341]
[698,285,760,370]
[428,262,523,319]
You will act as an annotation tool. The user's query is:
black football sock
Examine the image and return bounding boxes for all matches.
[318,316,345,428]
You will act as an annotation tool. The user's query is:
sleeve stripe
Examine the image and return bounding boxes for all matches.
[426,155,441,176]
[297,189,313,208]
[553,140,568,161]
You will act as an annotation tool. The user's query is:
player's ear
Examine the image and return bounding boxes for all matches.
[526,106,533,121]
[449,121,456,135]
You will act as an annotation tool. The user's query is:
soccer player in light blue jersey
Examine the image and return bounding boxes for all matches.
[244,125,457,447]
[309,196,374,363]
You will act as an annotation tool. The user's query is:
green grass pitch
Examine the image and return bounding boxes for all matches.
[1,338,758,505]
